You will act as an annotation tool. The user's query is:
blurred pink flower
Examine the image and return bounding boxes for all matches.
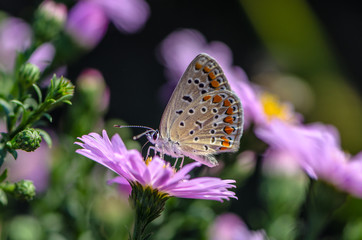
[89,0,150,33]
[75,130,237,201]
[66,0,149,48]
[256,120,362,198]
[208,213,266,240]
[0,17,32,72]
[158,29,263,128]
[28,42,55,72]
[66,1,108,49]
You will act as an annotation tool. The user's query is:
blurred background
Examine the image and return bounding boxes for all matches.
[1,0,362,239]
[2,0,362,152]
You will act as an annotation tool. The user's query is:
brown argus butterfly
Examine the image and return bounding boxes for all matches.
[117,53,244,167]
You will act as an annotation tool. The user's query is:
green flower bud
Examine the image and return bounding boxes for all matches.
[14,180,36,201]
[8,128,42,152]
[33,1,67,42]
[46,75,74,104]
[18,63,41,87]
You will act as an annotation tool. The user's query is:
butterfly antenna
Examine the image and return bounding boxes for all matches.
[114,125,156,140]
[114,125,154,131]
[133,130,154,140]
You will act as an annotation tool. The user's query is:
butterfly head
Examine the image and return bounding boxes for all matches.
[145,129,159,144]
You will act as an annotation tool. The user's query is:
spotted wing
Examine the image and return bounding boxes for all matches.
[159,53,232,139]
[170,90,243,163]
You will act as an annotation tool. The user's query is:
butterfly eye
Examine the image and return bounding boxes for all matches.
[152,131,159,141]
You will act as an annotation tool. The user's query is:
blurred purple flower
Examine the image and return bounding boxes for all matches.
[158,29,264,128]
[28,43,55,72]
[208,213,267,240]
[66,1,108,49]
[75,130,237,201]
[89,0,150,33]
[0,17,32,72]
[66,0,149,48]
[256,120,362,198]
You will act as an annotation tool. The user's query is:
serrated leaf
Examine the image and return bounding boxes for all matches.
[36,128,52,148]
[0,169,7,182]
[0,189,8,205]
[32,83,43,103]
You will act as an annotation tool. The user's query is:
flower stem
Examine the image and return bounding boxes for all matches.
[129,182,169,240]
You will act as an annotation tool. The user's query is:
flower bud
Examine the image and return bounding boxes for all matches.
[46,76,74,104]
[33,0,67,42]
[14,180,36,201]
[17,63,41,87]
[77,69,110,111]
[8,128,42,152]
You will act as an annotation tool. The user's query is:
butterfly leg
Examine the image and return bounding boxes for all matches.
[179,156,185,168]
[146,146,159,159]
[173,158,179,168]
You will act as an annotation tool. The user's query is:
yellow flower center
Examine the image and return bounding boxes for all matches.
[260,92,294,122]
[145,157,152,165]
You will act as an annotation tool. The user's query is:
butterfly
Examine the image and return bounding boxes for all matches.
[117,53,244,167]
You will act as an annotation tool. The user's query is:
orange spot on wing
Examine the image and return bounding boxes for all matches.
[203,95,211,101]
[224,126,234,134]
[211,80,220,88]
[223,99,231,107]
[195,62,202,70]
[220,147,229,150]
[220,136,231,147]
[226,107,233,115]
[208,71,216,80]
[203,66,211,73]
[224,116,234,124]
[213,95,222,103]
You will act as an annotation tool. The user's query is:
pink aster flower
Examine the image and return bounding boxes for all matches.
[256,120,362,198]
[208,213,267,240]
[75,130,237,201]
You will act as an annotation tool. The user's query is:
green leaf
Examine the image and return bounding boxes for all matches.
[43,113,53,123]
[8,149,18,160]
[36,128,52,148]
[0,149,6,167]
[0,97,12,115]
[10,99,26,112]
[0,169,8,182]
[0,189,7,205]
[32,83,43,104]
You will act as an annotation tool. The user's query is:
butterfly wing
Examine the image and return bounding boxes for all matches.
[159,53,232,139]
[170,90,243,167]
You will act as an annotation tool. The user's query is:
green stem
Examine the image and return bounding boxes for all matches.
[129,182,169,240]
